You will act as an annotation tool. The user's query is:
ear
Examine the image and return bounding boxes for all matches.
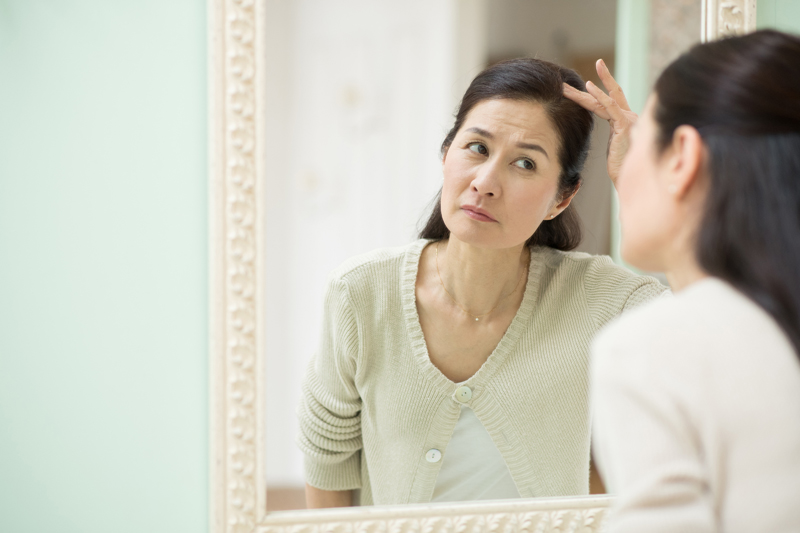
[554,183,581,209]
[549,183,581,217]
[665,125,704,197]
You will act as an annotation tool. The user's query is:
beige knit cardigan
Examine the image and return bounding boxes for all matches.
[591,278,800,532]
[297,239,667,506]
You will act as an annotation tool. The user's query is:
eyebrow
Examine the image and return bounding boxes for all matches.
[465,127,550,159]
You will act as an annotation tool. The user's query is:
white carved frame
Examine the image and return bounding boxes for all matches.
[208,1,756,532]
[702,0,758,42]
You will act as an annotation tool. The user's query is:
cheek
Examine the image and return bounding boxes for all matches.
[617,145,669,266]
[442,153,471,198]
[508,181,556,222]
[440,152,474,229]
[498,179,560,245]
[617,149,647,218]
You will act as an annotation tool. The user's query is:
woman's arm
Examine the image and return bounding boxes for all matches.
[296,277,364,504]
[305,485,354,509]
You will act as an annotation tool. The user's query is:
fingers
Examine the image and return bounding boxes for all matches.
[596,59,631,112]
[585,80,628,125]
[562,83,612,120]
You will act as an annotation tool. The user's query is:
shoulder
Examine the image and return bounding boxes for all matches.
[589,280,800,415]
[537,248,623,279]
[536,247,669,318]
[326,239,426,293]
[329,240,423,281]
[592,288,684,367]
[593,278,792,373]
[538,248,657,289]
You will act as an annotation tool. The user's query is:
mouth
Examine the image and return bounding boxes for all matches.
[461,205,497,223]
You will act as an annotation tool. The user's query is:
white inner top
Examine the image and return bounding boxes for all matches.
[431,405,521,502]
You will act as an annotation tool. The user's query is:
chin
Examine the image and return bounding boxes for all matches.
[448,225,527,251]
[448,227,496,248]
[444,209,530,250]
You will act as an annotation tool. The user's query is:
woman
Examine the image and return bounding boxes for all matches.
[297,58,667,508]
[581,30,800,531]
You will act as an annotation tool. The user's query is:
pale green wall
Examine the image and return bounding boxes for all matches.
[611,0,650,264]
[0,2,208,532]
[614,0,650,116]
[758,0,800,32]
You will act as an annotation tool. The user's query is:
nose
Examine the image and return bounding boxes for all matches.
[471,159,501,197]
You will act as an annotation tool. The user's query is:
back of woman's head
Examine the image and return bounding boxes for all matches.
[419,58,594,250]
[654,29,800,355]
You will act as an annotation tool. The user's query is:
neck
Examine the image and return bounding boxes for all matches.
[661,172,712,292]
[437,236,529,317]
[663,245,709,292]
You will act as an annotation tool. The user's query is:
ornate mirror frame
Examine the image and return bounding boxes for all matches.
[209,1,756,532]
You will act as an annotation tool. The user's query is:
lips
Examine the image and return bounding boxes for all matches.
[461,205,497,222]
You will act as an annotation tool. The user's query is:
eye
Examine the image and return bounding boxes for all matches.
[514,158,536,171]
[467,142,488,155]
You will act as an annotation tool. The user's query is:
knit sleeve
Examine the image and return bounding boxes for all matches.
[622,281,671,312]
[583,257,669,329]
[296,277,363,491]
[590,317,716,533]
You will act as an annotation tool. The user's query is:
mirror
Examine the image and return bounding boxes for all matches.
[209,0,756,530]
[263,0,622,511]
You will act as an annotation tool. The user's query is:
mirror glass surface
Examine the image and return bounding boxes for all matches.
[263,0,620,512]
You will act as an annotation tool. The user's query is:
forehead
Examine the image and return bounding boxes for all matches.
[461,98,558,144]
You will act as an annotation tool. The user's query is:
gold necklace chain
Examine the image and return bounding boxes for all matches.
[435,241,529,322]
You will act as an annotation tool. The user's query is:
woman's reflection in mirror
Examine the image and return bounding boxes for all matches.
[297,58,668,508]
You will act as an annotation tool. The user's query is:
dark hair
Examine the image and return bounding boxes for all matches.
[418,58,594,250]
[653,29,800,356]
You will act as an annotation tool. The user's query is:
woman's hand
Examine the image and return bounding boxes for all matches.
[562,59,637,186]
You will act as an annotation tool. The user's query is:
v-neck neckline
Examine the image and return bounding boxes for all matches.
[401,239,544,392]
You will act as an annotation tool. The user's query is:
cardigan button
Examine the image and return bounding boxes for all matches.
[425,449,442,463]
[455,385,473,403]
